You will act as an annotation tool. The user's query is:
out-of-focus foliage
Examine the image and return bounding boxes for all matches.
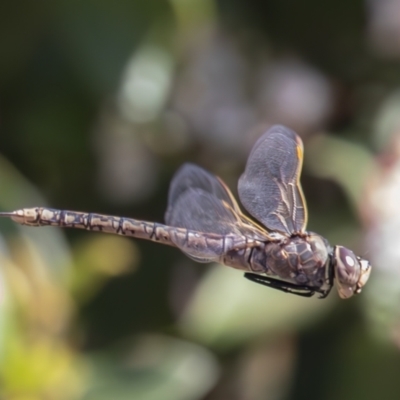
[1,1,400,399]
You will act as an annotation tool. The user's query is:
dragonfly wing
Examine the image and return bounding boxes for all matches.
[165,163,243,232]
[166,163,240,213]
[166,163,266,236]
[238,125,307,235]
[166,187,242,262]
[166,187,240,235]
[165,164,268,262]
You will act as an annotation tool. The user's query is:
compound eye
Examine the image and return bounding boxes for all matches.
[334,246,361,299]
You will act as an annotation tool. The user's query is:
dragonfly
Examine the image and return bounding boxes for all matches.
[0,125,371,299]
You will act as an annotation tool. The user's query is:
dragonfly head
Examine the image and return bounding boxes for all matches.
[333,246,372,299]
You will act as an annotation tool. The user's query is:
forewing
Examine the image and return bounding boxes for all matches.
[238,125,307,235]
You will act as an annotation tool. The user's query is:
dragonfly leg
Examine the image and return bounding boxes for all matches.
[244,273,318,298]
[316,281,333,299]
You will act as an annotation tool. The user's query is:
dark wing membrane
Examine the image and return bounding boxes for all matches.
[166,163,239,213]
[165,165,242,262]
[165,163,242,235]
[165,164,269,262]
[166,188,240,262]
[238,125,307,235]
[166,187,241,235]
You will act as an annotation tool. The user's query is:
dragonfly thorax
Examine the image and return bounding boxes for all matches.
[249,233,331,291]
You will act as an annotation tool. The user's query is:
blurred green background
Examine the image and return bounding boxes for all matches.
[2,1,400,399]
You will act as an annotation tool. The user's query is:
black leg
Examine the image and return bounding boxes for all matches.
[317,264,334,299]
[317,285,332,299]
[244,273,318,298]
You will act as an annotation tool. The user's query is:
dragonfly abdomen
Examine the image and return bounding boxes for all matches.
[4,207,180,246]
[3,208,256,264]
